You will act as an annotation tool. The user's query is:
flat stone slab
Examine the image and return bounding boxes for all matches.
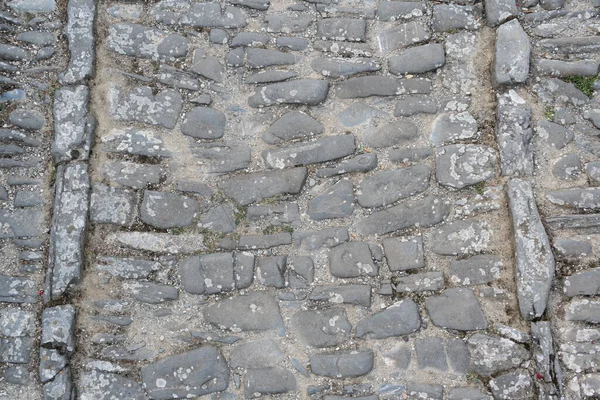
[60,0,95,84]
[432,4,482,32]
[108,232,206,254]
[377,21,430,53]
[485,0,518,26]
[316,154,377,178]
[435,145,498,189]
[179,253,235,295]
[449,255,502,286]
[293,227,349,250]
[395,96,437,116]
[309,179,354,220]
[190,142,251,174]
[430,112,478,145]
[140,191,198,229]
[383,236,424,271]
[52,85,91,163]
[329,242,378,278]
[103,161,162,189]
[9,109,45,131]
[357,164,429,208]
[79,371,145,400]
[312,58,380,78]
[467,333,529,376]
[489,370,533,399]
[178,3,248,28]
[0,337,33,363]
[426,288,488,331]
[203,291,284,333]
[263,135,355,169]
[0,275,37,303]
[244,368,296,397]
[90,183,138,226]
[335,76,431,98]
[356,299,421,339]
[291,308,352,348]
[141,346,229,400]
[262,111,324,144]
[107,23,189,60]
[389,43,445,74]
[547,188,600,210]
[363,121,419,148]
[316,18,366,42]
[496,91,533,176]
[96,256,161,279]
[493,19,530,86]
[245,70,297,84]
[248,79,329,107]
[377,1,426,21]
[566,299,600,324]
[102,128,171,158]
[230,339,284,369]
[356,195,449,236]
[247,48,299,68]
[180,107,226,139]
[507,179,555,320]
[109,86,183,129]
[219,167,307,205]
[430,220,492,256]
[191,49,225,82]
[394,272,445,293]
[309,285,372,307]
[41,305,76,354]
[310,349,374,378]
[128,282,178,304]
[564,268,600,297]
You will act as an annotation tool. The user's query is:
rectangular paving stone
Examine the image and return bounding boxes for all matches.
[263,135,355,169]
[52,85,92,163]
[496,90,534,176]
[334,76,431,98]
[107,23,189,60]
[377,21,430,52]
[0,337,33,363]
[0,275,37,303]
[108,232,206,254]
[59,0,95,84]
[316,18,366,42]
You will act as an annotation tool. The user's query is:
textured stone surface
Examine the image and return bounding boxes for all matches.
[357,164,430,208]
[310,349,374,378]
[430,220,492,256]
[329,242,378,278]
[248,79,329,107]
[389,44,445,74]
[426,288,488,331]
[467,333,529,376]
[356,300,421,339]
[109,86,183,129]
[309,179,354,220]
[493,20,531,86]
[291,309,352,347]
[263,111,324,144]
[263,135,355,169]
[60,0,95,84]
[140,191,198,229]
[107,23,189,60]
[52,85,92,163]
[496,91,533,176]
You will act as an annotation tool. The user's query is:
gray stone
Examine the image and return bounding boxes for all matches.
[190,49,225,83]
[293,227,349,250]
[230,339,284,369]
[0,44,28,61]
[314,40,373,57]
[178,3,248,28]
[90,183,137,226]
[109,86,183,129]
[102,128,171,157]
[389,44,445,75]
[389,148,433,163]
[256,256,286,288]
[107,4,143,20]
[129,282,178,304]
[9,109,45,130]
[316,153,377,178]
[96,257,160,279]
[0,144,24,156]
[338,103,387,127]
[226,48,244,66]
[364,121,419,148]
[406,383,443,399]
[435,145,498,189]
[236,233,292,250]
[449,255,502,286]
[219,167,307,205]
[489,370,533,399]
[467,333,529,376]
[564,267,600,296]
[356,299,421,339]
[198,205,236,234]
[566,299,600,323]
[316,18,366,42]
[248,79,329,107]
[247,48,299,68]
[190,94,212,105]
[531,321,554,383]
[109,232,205,253]
[0,276,37,303]
[448,388,491,400]
[79,371,145,400]
[245,70,297,84]
[287,256,313,288]
[41,305,76,354]
[384,345,412,369]
[107,23,189,60]
[43,367,73,400]
[432,4,482,32]
[329,242,377,278]
[8,0,55,12]
[496,91,533,176]
[14,191,43,207]
[292,308,352,348]
[430,220,492,256]
[52,85,92,163]
[309,179,354,220]
[231,32,270,47]
[266,14,313,33]
[377,21,430,52]
[60,0,94,84]
[179,253,235,295]
[263,135,355,169]
[276,37,308,50]
[140,191,198,229]
[383,236,424,271]
[395,96,437,116]
[537,37,600,55]
[536,120,574,149]
[431,112,478,145]
[244,368,296,397]
[309,284,371,307]
[493,20,531,86]
[40,348,67,383]
[36,46,55,60]
[537,59,599,77]
[586,109,600,129]
[0,208,45,238]
[426,288,488,331]
[203,291,284,333]
[312,58,380,78]
[209,28,228,44]
[534,78,589,106]
[547,187,600,209]
[234,251,254,289]
[485,0,518,26]
[335,76,431,98]
[103,161,162,189]
[100,343,156,361]
[357,164,429,208]
[540,0,564,9]
[0,129,41,146]
[447,339,471,374]
[141,346,229,399]
[377,1,426,21]
[394,272,445,293]
[190,142,251,174]
[6,365,29,384]
[553,153,581,180]
[181,107,226,139]
[262,111,324,144]
[0,337,33,363]
[581,374,600,397]
[247,203,300,225]
[48,163,89,300]
[231,0,270,10]
[0,308,34,336]
[357,195,449,236]
[310,349,374,378]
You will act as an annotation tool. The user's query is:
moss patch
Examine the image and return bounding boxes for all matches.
[562,76,598,98]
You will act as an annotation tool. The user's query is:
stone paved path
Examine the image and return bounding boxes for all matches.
[1,0,600,399]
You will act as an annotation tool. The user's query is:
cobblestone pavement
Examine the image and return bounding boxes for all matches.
[1,0,600,399]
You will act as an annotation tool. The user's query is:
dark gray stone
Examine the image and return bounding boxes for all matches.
[203,291,284,333]
[248,79,329,107]
[534,78,588,106]
[41,305,76,354]
[276,37,308,50]
[489,370,533,399]
[467,333,529,376]
[190,142,251,173]
[430,220,492,256]
[237,233,292,249]
[338,103,387,127]
[109,232,205,254]
[432,4,482,32]
[394,272,445,293]
[377,1,426,21]
[247,48,299,68]
[431,112,478,145]
[389,44,445,74]
[0,208,45,238]
[314,40,373,57]
[100,344,156,361]
[293,227,349,250]
[8,0,56,12]
[262,111,324,144]
[536,120,574,149]
[329,242,377,278]
[493,20,531,86]
[395,97,437,116]
[553,153,582,180]
[177,3,248,28]
[256,256,286,288]
[266,14,313,33]
[564,267,600,296]
[191,49,225,82]
[485,0,518,26]
[383,236,424,271]
[357,164,429,208]
[96,256,161,279]
[102,128,171,157]
[79,371,145,400]
[309,285,371,307]
[245,70,297,84]
[90,183,138,226]
[448,388,491,400]
[0,44,28,61]
[231,0,270,10]
[389,148,433,163]
[244,368,296,397]
[263,135,355,169]
[130,282,178,304]
[190,94,212,105]
[537,37,600,55]
[377,21,430,52]
[547,187,600,209]
[179,253,235,295]
[566,299,600,323]
[0,336,33,363]
[0,129,41,146]
[40,348,67,383]
[14,191,43,207]
[210,28,229,44]
[247,203,300,225]
[103,161,162,189]
[43,366,73,400]
[107,23,189,60]
[0,275,37,303]
[6,365,29,384]
[316,18,366,41]
[310,349,374,378]
[537,59,599,77]
[230,339,284,369]
[198,205,236,233]
[447,339,471,374]
[226,48,244,66]
[335,76,431,98]
[356,299,421,339]
[0,308,34,337]
[141,346,229,399]
[496,91,533,176]
[449,255,502,286]
[140,191,198,229]
[309,179,354,220]
[60,0,95,84]
[435,145,498,189]
[363,121,419,148]
[426,288,488,331]
[292,308,352,347]
[234,251,254,289]
[312,58,380,78]
[540,0,564,10]
[109,86,183,129]
[52,85,91,163]
[9,109,45,130]
[231,32,270,47]
[287,256,314,288]
[316,153,377,178]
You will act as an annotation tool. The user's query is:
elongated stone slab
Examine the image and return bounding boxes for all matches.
[263,135,355,169]
[537,37,600,54]
[0,276,37,303]
[191,142,251,174]
[102,128,171,158]
[180,3,248,28]
[107,23,189,61]
[60,0,95,84]
[547,214,600,230]
[311,58,381,78]
[262,111,324,144]
[496,90,533,176]
[108,232,206,254]
[248,79,329,107]
[108,86,182,129]
[357,164,429,208]
[547,188,600,210]
[507,179,555,320]
[219,167,307,205]
[493,19,531,86]
[310,349,374,378]
[377,1,426,21]
[356,196,449,236]
[52,85,93,163]
[377,21,430,52]
[335,76,431,98]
